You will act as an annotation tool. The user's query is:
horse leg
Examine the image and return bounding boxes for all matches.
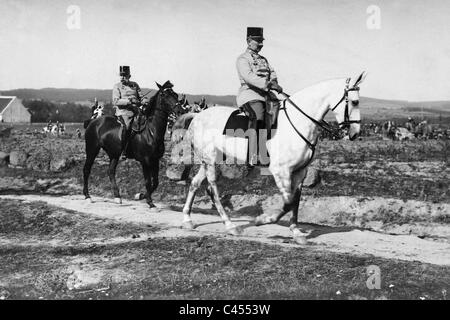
[141,162,156,209]
[205,164,241,235]
[206,185,217,209]
[107,156,121,204]
[83,145,100,202]
[182,164,207,229]
[255,167,307,227]
[288,185,308,245]
[148,160,160,209]
[255,166,293,225]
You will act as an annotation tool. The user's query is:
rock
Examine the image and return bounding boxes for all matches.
[66,269,104,291]
[35,179,52,190]
[303,167,321,188]
[166,165,185,180]
[0,151,9,166]
[0,127,12,138]
[0,288,10,300]
[134,193,145,200]
[218,164,246,179]
[26,151,51,171]
[9,151,28,167]
[50,156,75,172]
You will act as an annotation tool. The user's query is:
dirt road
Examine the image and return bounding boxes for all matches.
[1,194,449,266]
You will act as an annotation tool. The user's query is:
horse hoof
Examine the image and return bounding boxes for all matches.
[293,235,308,245]
[182,220,195,230]
[254,215,265,226]
[291,227,309,245]
[114,197,122,204]
[254,214,272,226]
[85,197,93,203]
[148,206,161,213]
[226,224,242,236]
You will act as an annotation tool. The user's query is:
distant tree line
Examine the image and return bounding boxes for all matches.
[22,99,114,123]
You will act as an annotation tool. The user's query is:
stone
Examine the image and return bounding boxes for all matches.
[26,151,52,171]
[0,127,12,138]
[50,156,75,172]
[166,165,185,180]
[9,151,28,167]
[218,164,246,179]
[66,269,104,291]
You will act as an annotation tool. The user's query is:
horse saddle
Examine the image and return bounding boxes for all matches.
[224,96,281,135]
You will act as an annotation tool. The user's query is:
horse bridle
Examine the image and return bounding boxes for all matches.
[330,77,361,128]
[150,87,177,115]
[135,87,176,134]
[279,77,361,152]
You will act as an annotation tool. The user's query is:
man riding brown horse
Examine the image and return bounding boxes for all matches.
[112,65,149,159]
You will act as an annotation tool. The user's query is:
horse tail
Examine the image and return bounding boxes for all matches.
[171,112,196,143]
[170,113,197,181]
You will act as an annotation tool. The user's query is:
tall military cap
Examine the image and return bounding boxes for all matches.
[247,27,264,40]
[119,65,130,76]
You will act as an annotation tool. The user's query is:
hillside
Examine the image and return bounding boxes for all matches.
[2,88,450,120]
[0,88,236,107]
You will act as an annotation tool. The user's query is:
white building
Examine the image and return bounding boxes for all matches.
[0,96,31,122]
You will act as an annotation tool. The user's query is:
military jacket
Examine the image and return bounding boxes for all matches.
[112,81,142,107]
[236,49,277,107]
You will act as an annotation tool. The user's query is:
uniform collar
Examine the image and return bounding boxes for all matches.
[246,48,260,57]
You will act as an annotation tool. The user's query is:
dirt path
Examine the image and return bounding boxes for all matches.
[1,194,449,266]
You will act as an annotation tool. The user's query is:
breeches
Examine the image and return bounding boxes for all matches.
[115,109,134,128]
[242,100,265,121]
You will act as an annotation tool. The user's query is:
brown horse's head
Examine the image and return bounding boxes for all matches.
[143,81,178,118]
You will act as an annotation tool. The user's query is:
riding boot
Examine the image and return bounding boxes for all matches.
[120,118,132,160]
[247,117,258,167]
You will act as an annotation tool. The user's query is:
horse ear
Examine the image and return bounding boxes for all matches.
[163,80,174,88]
[353,71,367,86]
[155,82,162,89]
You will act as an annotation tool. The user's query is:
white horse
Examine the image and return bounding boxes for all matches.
[179,72,367,244]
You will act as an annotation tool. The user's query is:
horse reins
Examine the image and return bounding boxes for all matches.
[278,77,361,152]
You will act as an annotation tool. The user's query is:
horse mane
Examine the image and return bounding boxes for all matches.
[144,90,160,118]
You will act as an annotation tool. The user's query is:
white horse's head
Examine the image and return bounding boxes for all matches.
[330,71,367,140]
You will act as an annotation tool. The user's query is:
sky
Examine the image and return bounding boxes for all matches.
[1,0,450,101]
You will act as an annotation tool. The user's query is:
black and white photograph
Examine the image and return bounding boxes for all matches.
[0,0,449,305]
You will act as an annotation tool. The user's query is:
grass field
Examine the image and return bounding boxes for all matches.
[0,122,449,300]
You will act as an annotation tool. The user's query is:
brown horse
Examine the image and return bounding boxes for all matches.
[82,81,178,209]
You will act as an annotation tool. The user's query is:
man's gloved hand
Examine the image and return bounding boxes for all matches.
[129,97,139,105]
[141,97,149,106]
[269,82,283,93]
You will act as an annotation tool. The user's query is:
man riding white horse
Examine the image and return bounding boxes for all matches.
[236,27,283,166]
[177,70,367,244]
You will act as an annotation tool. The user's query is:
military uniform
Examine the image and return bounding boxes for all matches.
[112,80,142,128]
[236,49,277,120]
[236,27,281,166]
